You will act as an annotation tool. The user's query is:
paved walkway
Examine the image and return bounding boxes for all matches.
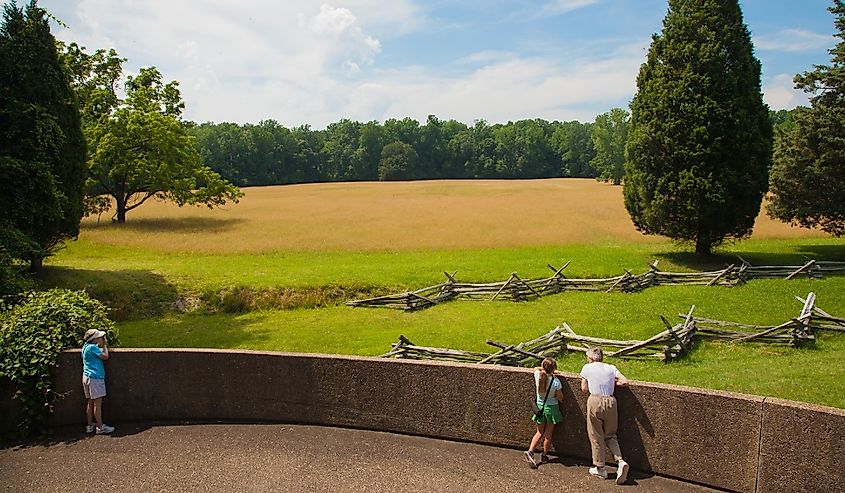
[0,424,717,492]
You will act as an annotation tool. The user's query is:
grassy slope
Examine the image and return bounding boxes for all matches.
[38,180,845,408]
[44,239,845,408]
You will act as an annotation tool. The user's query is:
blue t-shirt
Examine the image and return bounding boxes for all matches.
[82,343,105,379]
[534,370,562,406]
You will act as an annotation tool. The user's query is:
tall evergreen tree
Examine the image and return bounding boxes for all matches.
[0,0,86,270]
[768,1,845,236]
[624,0,772,256]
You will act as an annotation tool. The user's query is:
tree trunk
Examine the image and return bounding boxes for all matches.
[29,254,44,272]
[695,237,711,257]
[116,200,127,224]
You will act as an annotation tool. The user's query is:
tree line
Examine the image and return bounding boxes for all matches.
[188,116,599,185]
[189,108,800,189]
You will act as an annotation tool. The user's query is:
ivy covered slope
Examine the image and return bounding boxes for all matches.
[0,290,118,437]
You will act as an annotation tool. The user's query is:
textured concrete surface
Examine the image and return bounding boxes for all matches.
[757,398,845,493]
[0,424,719,493]
[4,349,843,492]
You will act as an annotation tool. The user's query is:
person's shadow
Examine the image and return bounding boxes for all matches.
[549,376,655,485]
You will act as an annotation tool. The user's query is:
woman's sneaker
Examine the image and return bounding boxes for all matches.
[85,424,95,433]
[524,451,538,469]
[96,424,115,435]
[540,453,550,464]
[616,460,629,484]
[589,466,608,479]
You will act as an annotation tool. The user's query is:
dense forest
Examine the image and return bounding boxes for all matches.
[189,116,596,186]
[189,110,796,187]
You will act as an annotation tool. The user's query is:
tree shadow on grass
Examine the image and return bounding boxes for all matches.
[656,242,845,271]
[126,311,277,350]
[36,267,180,321]
[83,216,242,234]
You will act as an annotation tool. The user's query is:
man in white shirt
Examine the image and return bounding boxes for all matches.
[579,346,629,484]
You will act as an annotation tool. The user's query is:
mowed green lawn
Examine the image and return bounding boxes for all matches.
[40,180,845,408]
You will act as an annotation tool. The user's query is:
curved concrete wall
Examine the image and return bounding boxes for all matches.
[4,349,844,492]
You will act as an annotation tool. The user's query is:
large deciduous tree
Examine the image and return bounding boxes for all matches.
[379,141,417,180]
[0,1,86,271]
[59,44,241,223]
[591,108,629,185]
[624,0,772,256]
[767,1,845,236]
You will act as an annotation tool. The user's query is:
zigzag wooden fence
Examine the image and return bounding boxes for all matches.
[349,258,845,311]
[381,293,844,365]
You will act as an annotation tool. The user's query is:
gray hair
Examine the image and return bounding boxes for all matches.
[586,346,604,362]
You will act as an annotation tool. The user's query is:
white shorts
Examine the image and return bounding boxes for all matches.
[82,375,106,400]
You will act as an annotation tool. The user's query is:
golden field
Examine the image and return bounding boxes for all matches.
[79,179,825,254]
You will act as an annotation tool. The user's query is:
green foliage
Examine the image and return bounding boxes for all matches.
[58,44,242,223]
[189,117,597,185]
[0,244,33,300]
[551,121,596,177]
[0,289,116,436]
[590,108,629,185]
[624,0,772,255]
[770,108,799,138]
[0,1,87,270]
[768,1,845,236]
[379,141,417,180]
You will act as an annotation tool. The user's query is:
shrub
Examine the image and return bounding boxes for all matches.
[0,289,117,436]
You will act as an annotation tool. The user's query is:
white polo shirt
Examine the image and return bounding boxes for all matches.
[579,362,620,396]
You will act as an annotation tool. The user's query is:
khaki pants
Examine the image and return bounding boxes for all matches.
[586,395,623,467]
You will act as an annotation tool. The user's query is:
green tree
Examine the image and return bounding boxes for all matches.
[59,43,242,223]
[191,121,252,185]
[320,119,361,181]
[379,141,417,180]
[551,121,596,177]
[591,108,629,185]
[624,0,772,256]
[768,1,845,235]
[0,1,86,270]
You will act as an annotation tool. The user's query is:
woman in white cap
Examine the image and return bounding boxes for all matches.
[82,329,114,434]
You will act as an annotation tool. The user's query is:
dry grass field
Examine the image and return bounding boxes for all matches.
[80,179,824,253]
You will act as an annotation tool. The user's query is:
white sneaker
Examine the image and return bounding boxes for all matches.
[85,424,95,433]
[616,460,629,484]
[589,466,608,479]
[96,424,115,435]
[524,451,538,469]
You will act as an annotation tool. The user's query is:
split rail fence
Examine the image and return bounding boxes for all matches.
[380,293,844,365]
[348,258,845,311]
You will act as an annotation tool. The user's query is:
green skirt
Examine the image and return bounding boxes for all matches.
[532,403,563,425]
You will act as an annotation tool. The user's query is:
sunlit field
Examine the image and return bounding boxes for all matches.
[77,179,826,254]
[45,178,845,408]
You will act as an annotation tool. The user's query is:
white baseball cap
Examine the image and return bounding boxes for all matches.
[83,329,106,342]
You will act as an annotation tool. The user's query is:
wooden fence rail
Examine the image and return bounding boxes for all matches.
[348,258,845,311]
[380,293,838,365]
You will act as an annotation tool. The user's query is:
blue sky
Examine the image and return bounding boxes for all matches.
[40,0,838,128]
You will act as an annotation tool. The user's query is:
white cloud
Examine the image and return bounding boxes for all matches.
[308,4,381,67]
[755,28,834,53]
[39,1,653,127]
[538,0,600,17]
[35,1,832,127]
[763,73,809,109]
